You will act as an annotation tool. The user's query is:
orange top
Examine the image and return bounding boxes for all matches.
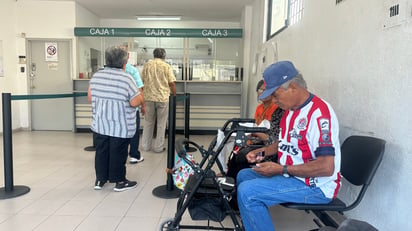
[254,103,277,125]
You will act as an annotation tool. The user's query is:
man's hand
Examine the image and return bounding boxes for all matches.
[130,94,144,108]
[140,105,146,116]
[246,149,265,163]
[252,162,282,176]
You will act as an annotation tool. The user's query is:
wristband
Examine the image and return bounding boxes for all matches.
[282,165,290,177]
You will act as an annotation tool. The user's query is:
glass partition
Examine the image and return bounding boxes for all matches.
[160,38,184,80]
[77,37,102,79]
[74,29,244,131]
[76,36,242,81]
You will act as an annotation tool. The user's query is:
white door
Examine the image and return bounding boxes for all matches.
[27,40,73,131]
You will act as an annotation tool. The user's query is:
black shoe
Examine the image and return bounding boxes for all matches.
[114,180,137,192]
[94,180,106,190]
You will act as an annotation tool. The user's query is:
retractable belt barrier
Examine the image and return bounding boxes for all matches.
[2,92,193,200]
[152,94,194,199]
[1,92,87,199]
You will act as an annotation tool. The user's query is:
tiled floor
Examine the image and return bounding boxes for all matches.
[0,131,320,230]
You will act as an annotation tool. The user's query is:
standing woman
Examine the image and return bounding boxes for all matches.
[88,46,144,192]
[121,46,146,164]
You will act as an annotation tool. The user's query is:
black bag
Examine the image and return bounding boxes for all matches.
[188,196,226,222]
[226,146,258,180]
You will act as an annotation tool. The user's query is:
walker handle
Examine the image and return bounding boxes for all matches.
[222,118,256,130]
[175,138,198,170]
[236,127,269,133]
[175,137,189,158]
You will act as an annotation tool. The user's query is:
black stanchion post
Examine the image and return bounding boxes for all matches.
[184,93,196,152]
[166,95,176,191]
[3,93,13,191]
[1,93,30,199]
[84,90,95,152]
[84,132,96,151]
[152,95,180,198]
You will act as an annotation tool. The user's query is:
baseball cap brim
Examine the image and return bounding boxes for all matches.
[258,85,278,100]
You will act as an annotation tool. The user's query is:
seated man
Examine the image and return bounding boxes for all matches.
[237,61,341,231]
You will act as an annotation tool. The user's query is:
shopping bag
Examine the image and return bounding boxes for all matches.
[172,153,195,190]
[216,129,234,173]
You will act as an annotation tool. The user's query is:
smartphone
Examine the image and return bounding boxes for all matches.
[256,151,264,162]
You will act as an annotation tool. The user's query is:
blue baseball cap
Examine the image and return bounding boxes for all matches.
[259,61,299,100]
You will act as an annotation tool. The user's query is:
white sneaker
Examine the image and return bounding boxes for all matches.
[94,180,105,190]
[129,157,144,164]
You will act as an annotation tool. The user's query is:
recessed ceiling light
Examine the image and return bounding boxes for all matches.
[136,16,182,21]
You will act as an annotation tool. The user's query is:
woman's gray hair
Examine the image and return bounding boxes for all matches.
[280,72,307,89]
[153,48,166,59]
[105,46,128,68]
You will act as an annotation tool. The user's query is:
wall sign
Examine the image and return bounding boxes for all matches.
[45,42,58,62]
[74,27,242,38]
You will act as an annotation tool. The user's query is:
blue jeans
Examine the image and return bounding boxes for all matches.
[129,111,141,159]
[237,168,331,231]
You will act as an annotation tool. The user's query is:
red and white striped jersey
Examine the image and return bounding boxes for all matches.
[278,94,341,199]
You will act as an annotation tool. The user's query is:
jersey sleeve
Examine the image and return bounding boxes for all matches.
[309,103,337,157]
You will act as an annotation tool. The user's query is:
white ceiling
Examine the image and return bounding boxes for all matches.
[35,0,255,22]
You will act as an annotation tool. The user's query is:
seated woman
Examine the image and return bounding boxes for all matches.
[255,79,277,126]
[247,79,278,145]
[226,80,281,180]
[225,80,284,210]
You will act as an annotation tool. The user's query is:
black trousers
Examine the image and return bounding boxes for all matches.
[94,133,130,183]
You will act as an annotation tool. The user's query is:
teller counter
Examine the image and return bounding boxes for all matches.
[73,80,242,133]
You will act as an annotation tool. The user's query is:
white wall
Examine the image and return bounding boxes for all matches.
[240,5,253,117]
[0,0,101,132]
[0,0,77,131]
[245,0,268,118]
[0,1,20,130]
[14,1,76,130]
[75,4,100,78]
[247,0,412,230]
[99,19,241,28]
[75,3,100,27]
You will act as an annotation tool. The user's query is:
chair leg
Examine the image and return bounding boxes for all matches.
[313,218,323,227]
[311,211,340,228]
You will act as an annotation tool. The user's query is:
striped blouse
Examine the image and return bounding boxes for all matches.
[89,67,139,138]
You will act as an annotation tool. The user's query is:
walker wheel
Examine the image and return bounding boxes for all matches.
[160,219,179,231]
